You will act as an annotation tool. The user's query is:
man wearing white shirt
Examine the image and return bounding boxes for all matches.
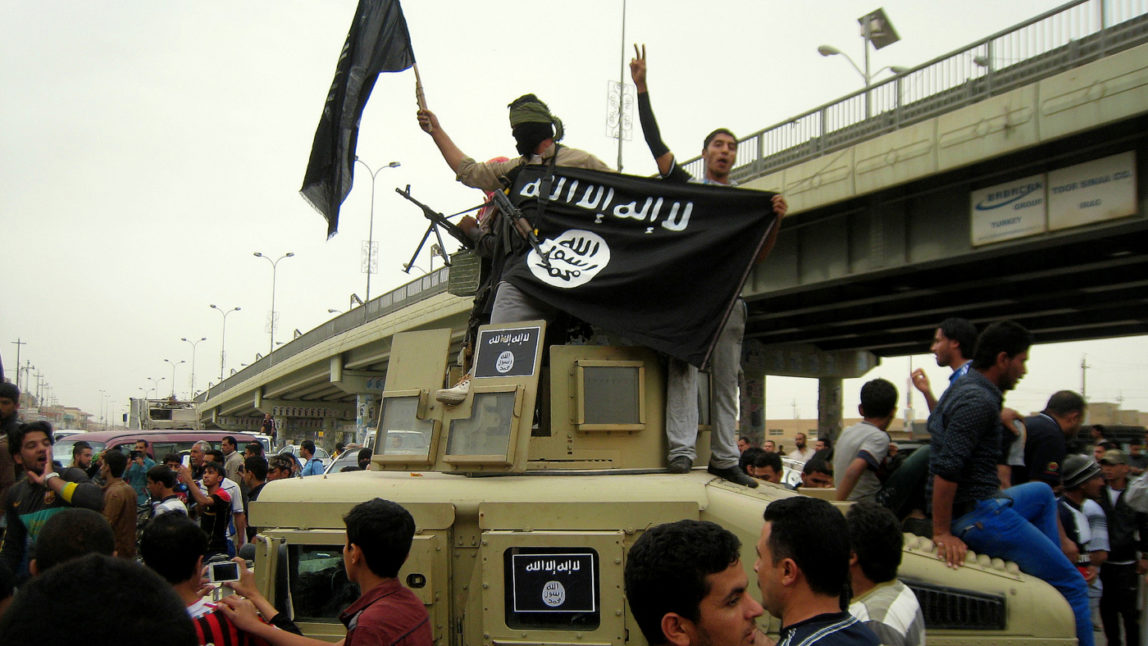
[791,433,816,463]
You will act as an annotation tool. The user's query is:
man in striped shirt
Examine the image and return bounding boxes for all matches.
[141,512,296,646]
[846,502,925,646]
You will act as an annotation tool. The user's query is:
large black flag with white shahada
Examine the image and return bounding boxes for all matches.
[500,165,778,369]
[300,0,415,238]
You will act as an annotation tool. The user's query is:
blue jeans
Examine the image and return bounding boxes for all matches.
[953,482,1092,646]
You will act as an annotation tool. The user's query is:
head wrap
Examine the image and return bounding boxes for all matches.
[507,94,564,142]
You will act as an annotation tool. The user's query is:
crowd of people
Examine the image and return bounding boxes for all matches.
[0,382,413,644]
[625,498,922,646]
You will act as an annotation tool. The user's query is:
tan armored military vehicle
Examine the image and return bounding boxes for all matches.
[250,323,1076,645]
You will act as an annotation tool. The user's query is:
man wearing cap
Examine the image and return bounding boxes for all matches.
[1058,454,1109,619]
[1097,448,1148,646]
[418,95,611,405]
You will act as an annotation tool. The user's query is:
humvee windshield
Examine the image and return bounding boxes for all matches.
[445,391,515,456]
[377,396,434,458]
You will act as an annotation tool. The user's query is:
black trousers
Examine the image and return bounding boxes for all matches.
[1100,561,1141,646]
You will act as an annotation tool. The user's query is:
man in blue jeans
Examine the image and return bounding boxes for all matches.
[928,320,1091,646]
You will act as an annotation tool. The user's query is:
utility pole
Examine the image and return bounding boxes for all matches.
[615,0,627,171]
[9,339,26,388]
[20,361,33,397]
[1080,354,1091,400]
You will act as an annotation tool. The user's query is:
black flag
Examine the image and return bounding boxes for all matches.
[500,166,778,369]
[301,0,415,238]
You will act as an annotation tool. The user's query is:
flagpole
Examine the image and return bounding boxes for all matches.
[414,63,431,131]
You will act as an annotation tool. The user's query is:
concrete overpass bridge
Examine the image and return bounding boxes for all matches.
[198,0,1148,444]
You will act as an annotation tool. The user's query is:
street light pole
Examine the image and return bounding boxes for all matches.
[817,8,901,120]
[146,377,165,399]
[209,304,241,381]
[180,336,207,397]
[163,359,185,398]
[253,251,295,357]
[353,158,401,304]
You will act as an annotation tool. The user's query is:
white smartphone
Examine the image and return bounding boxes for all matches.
[208,561,241,583]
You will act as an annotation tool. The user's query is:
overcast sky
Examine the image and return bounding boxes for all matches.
[3,0,1144,424]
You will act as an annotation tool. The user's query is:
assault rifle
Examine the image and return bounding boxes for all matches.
[489,183,552,272]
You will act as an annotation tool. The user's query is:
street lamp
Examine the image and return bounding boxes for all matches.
[817,8,902,118]
[146,376,166,399]
[817,45,908,83]
[209,304,241,381]
[180,336,207,397]
[163,359,185,398]
[98,388,107,430]
[353,158,401,304]
[253,251,295,357]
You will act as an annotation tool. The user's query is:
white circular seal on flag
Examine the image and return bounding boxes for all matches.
[528,229,610,289]
[495,350,514,374]
[542,580,566,607]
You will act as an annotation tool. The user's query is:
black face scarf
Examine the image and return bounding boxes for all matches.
[512,123,553,156]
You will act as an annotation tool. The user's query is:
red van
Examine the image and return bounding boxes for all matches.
[52,429,261,463]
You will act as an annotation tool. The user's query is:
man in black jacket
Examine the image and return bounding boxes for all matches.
[1097,448,1148,646]
[1,421,105,581]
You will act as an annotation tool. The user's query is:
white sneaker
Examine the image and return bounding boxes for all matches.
[436,375,471,405]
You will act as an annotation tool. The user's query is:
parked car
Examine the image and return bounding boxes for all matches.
[53,429,87,440]
[52,429,261,464]
[279,444,332,471]
[323,444,366,475]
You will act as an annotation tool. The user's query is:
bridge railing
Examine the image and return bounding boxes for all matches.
[682,0,1148,181]
[197,265,452,402]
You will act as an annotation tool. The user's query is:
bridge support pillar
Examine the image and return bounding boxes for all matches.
[739,339,769,446]
[356,393,375,447]
[817,377,844,442]
[741,339,878,445]
[738,371,766,446]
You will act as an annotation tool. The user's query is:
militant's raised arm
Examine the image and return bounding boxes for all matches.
[630,44,685,181]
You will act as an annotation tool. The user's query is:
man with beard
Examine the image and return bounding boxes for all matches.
[0,422,104,581]
[63,440,95,483]
[790,433,815,463]
[1007,390,1086,488]
[910,317,976,412]
[928,321,1092,646]
[418,94,611,406]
